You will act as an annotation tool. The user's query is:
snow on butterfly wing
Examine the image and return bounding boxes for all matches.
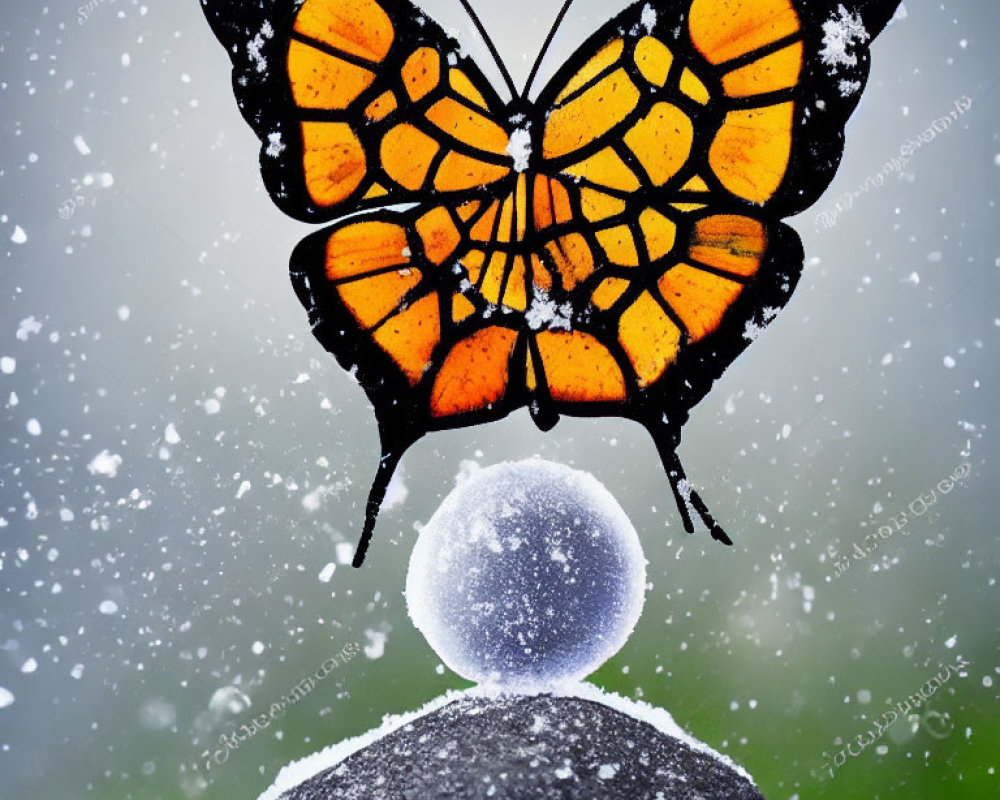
[200,0,516,222]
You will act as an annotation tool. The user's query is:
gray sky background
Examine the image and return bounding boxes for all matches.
[1,2,998,798]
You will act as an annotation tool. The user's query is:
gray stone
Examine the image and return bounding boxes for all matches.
[273,694,765,799]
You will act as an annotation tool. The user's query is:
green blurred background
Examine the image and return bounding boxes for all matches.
[0,1,997,798]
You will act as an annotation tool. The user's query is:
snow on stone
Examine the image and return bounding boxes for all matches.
[256,682,751,800]
[506,127,532,172]
[256,691,463,800]
[820,5,869,72]
[88,450,122,478]
[10,225,27,244]
[563,682,754,781]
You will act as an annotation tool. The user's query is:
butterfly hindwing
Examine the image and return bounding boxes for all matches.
[289,202,532,433]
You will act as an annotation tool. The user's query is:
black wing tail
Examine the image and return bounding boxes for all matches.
[651,424,733,546]
[352,427,419,568]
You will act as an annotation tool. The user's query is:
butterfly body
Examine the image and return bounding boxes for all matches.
[202,0,901,564]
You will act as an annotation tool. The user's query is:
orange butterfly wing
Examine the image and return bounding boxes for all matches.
[204,0,515,221]
[203,0,901,564]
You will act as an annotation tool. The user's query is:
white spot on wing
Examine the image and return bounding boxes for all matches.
[266,131,285,157]
[640,4,657,34]
[506,127,532,173]
[247,20,275,74]
[526,289,572,332]
[820,5,870,73]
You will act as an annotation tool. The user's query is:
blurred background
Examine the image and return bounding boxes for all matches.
[0,1,997,798]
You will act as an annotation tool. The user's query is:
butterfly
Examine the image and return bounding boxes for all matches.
[201,0,900,565]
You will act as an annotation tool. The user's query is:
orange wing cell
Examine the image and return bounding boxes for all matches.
[431,327,519,417]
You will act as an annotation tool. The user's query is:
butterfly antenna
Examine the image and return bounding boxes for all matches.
[652,427,733,545]
[523,0,576,99]
[352,445,406,568]
[456,0,518,101]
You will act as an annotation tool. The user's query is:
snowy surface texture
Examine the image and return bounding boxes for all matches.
[820,4,870,70]
[258,689,761,800]
[406,459,646,689]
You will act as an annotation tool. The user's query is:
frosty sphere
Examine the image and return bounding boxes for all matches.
[406,459,646,690]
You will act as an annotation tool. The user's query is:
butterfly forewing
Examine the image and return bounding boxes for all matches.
[203,0,518,223]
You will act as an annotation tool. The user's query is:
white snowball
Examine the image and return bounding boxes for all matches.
[406,459,646,691]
